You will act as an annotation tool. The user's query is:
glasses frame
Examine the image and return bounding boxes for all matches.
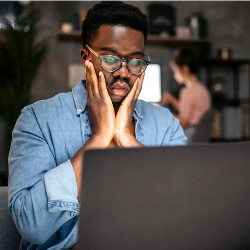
[86,45,151,76]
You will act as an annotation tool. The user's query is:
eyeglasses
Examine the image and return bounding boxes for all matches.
[86,45,151,76]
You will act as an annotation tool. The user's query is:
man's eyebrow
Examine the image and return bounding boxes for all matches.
[100,47,117,53]
[130,51,145,56]
[100,47,144,56]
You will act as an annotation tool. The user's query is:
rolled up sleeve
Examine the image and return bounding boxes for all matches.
[44,159,79,213]
[8,105,79,244]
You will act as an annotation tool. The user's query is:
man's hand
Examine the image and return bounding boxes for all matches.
[71,64,144,199]
[71,61,116,199]
[85,60,115,145]
[114,72,145,147]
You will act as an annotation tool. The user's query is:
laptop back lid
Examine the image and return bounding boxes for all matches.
[78,143,250,250]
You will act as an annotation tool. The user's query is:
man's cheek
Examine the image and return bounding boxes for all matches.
[130,77,139,88]
[103,73,113,84]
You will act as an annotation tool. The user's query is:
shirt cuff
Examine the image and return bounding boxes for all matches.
[44,160,79,213]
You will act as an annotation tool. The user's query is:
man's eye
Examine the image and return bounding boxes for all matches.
[130,59,140,66]
[104,56,117,64]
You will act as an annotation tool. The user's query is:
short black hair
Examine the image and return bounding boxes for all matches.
[81,1,148,48]
[172,48,199,75]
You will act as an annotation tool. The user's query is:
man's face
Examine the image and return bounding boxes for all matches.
[83,25,145,103]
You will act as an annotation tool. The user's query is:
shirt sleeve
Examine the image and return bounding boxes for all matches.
[168,115,187,146]
[44,159,79,213]
[8,105,79,245]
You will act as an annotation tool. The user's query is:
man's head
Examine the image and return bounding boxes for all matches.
[80,1,149,104]
[170,48,198,84]
[81,1,148,48]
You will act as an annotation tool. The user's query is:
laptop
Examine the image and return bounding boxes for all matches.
[78,143,250,250]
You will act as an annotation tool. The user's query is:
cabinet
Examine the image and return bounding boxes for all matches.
[200,59,250,141]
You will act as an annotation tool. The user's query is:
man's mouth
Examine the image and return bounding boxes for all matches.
[110,87,127,97]
[109,80,130,97]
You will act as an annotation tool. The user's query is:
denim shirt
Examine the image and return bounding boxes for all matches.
[8,81,186,249]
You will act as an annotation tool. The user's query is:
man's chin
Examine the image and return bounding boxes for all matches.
[110,95,126,104]
[112,100,123,107]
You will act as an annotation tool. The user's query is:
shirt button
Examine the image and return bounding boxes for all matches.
[70,211,76,217]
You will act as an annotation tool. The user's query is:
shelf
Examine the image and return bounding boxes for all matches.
[210,137,250,143]
[147,34,209,46]
[57,31,209,46]
[57,31,82,42]
[201,59,250,67]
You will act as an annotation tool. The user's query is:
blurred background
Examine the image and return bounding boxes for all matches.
[0,1,250,184]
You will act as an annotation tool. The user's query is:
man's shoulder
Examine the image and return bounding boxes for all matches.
[137,99,172,116]
[31,91,74,112]
[136,99,174,123]
[29,81,85,113]
[18,90,77,124]
[136,100,187,146]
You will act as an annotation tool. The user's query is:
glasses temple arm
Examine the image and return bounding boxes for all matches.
[86,45,99,57]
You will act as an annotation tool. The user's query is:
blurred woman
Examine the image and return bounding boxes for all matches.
[162,48,211,142]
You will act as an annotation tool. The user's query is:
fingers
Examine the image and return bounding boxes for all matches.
[85,60,99,98]
[134,72,145,100]
[98,71,110,100]
[121,78,139,106]
[85,60,110,102]
[124,72,145,104]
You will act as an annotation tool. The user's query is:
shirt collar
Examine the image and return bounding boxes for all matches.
[72,81,87,115]
[72,80,143,118]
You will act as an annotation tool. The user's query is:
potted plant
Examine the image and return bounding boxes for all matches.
[0,3,48,184]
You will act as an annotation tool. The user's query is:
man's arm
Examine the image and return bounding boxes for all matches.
[71,134,112,200]
[8,106,78,246]
[71,62,145,198]
[71,61,115,199]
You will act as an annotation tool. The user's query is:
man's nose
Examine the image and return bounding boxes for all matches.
[113,62,131,78]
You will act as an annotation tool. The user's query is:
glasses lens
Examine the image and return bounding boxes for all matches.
[128,59,146,75]
[101,55,121,72]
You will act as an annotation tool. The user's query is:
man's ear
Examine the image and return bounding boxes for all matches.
[80,48,88,65]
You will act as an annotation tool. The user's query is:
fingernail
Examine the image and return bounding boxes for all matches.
[99,71,103,77]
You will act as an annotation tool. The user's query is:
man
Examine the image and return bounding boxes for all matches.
[8,2,186,249]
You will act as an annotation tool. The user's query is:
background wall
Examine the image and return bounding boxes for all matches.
[31,1,250,101]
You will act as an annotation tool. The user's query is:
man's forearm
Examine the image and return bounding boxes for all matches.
[71,134,112,200]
